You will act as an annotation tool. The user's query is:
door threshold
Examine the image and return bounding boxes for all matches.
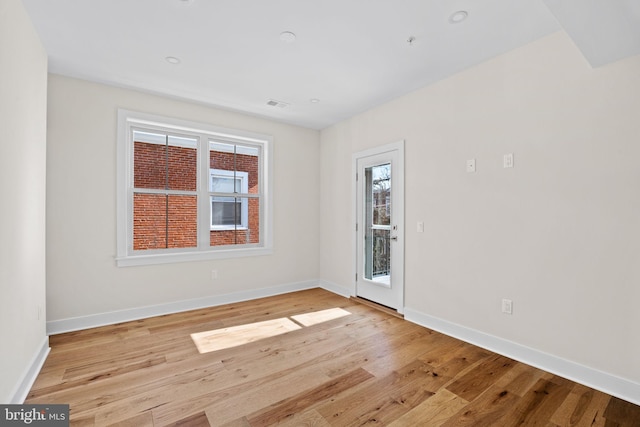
[350,296,404,319]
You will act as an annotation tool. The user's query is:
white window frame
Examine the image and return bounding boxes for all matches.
[210,169,249,230]
[116,109,273,267]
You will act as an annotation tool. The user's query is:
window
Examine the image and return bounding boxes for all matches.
[117,110,272,266]
[210,169,248,229]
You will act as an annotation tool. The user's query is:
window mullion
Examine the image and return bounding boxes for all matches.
[132,188,197,196]
[198,133,210,250]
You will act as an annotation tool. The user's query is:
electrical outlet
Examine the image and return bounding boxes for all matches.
[502,298,513,315]
[211,270,218,280]
[466,159,476,173]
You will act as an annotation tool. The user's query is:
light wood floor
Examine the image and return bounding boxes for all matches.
[27,288,640,426]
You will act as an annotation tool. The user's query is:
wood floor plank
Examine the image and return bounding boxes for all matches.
[105,411,154,427]
[31,356,226,419]
[420,341,493,383]
[171,411,211,427]
[316,359,447,425]
[29,355,166,400]
[498,378,573,425]
[196,368,335,426]
[445,353,516,401]
[25,289,640,426]
[68,415,97,427]
[492,361,549,398]
[440,385,521,426]
[219,417,252,427]
[246,368,373,426]
[387,389,469,427]
[274,409,331,427]
[62,354,167,381]
[356,327,435,377]
[550,384,609,427]
[604,397,640,427]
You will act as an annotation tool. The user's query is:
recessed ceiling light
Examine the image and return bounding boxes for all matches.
[165,56,181,64]
[449,10,468,24]
[279,31,297,44]
[310,98,320,103]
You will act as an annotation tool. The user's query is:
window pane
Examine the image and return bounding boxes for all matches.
[371,164,391,226]
[210,197,259,246]
[167,141,197,191]
[167,195,197,248]
[210,141,259,194]
[133,193,197,250]
[134,138,166,190]
[134,131,197,191]
[210,142,236,173]
[211,197,242,226]
[211,176,239,193]
[133,193,167,250]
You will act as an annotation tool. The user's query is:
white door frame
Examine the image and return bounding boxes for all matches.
[351,140,405,313]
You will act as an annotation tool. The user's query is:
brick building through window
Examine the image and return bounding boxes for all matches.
[132,132,259,251]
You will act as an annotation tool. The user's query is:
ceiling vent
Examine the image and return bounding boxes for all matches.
[266,99,290,108]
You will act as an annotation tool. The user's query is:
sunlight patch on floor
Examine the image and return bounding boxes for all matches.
[191,307,352,354]
[290,307,351,327]
[191,318,301,354]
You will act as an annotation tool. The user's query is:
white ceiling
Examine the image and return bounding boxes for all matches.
[21,0,640,130]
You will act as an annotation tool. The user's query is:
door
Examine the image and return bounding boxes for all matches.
[355,142,404,312]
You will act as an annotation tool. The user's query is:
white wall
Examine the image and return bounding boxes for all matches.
[46,75,320,323]
[0,0,49,403]
[320,31,640,388]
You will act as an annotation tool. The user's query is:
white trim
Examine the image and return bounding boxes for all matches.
[115,246,273,267]
[116,109,273,266]
[352,140,405,313]
[318,279,352,299]
[404,308,640,407]
[47,281,319,335]
[8,336,50,403]
[120,109,271,144]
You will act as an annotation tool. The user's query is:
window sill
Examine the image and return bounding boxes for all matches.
[116,246,273,267]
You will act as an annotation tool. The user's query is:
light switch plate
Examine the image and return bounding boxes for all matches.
[503,153,514,168]
[502,298,513,315]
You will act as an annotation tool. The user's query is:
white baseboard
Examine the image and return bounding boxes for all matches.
[9,336,50,404]
[404,308,640,407]
[318,279,352,299]
[47,280,319,335]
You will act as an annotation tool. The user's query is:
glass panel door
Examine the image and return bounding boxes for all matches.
[364,163,391,285]
[354,141,404,312]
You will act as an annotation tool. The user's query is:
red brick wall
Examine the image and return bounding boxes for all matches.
[134,142,196,190]
[133,194,197,250]
[132,141,260,250]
